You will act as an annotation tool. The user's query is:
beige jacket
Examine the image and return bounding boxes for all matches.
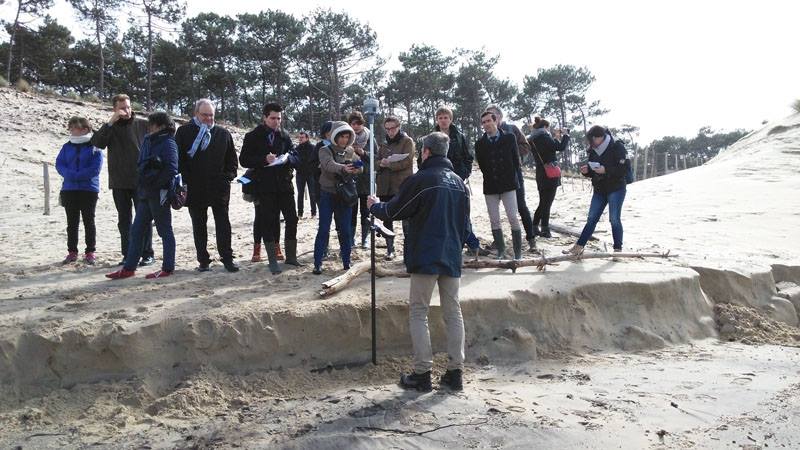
[318,122,363,194]
[376,132,415,196]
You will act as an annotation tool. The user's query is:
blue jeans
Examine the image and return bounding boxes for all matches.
[314,191,352,268]
[124,196,175,272]
[296,172,317,216]
[464,216,480,249]
[577,187,626,250]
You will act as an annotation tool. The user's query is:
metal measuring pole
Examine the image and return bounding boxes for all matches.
[363,97,380,365]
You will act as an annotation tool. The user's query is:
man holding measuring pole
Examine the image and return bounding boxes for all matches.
[368,131,469,392]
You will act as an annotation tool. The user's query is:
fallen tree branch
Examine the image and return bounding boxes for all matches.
[549,222,598,241]
[320,251,674,296]
[463,250,675,273]
[320,261,408,297]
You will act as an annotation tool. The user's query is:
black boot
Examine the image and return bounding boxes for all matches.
[539,227,552,238]
[399,371,432,392]
[491,229,505,260]
[284,240,301,266]
[512,229,523,260]
[439,369,463,391]
[264,241,282,274]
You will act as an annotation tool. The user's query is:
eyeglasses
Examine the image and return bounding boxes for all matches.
[384,125,398,132]
[199,112,214,118]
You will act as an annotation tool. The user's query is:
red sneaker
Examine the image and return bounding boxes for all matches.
[84,252,96,265]
[106,269,135,279]
[145,270,173,279]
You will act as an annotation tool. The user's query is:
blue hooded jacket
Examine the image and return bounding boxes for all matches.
[55,141,103,193]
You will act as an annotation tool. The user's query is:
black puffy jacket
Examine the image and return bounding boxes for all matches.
[528,128,569,190]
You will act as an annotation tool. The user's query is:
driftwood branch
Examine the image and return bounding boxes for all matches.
[320,251,674,296]
[549,222,598,241]
[319,261,408,297]
[463,251,674,273]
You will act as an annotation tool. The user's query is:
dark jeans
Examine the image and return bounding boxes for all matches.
[516,170,534,240]
[124,196,175,272]
[533,186,558,230]
[314,191,352,268]
[577,187,626,250]
[464,217,480,249]
[61,190,98,253]
[188,197,233,265]
[256,192,298,244]
[350,194,369,244]
[112,188,154,259]
[296,172,317,216]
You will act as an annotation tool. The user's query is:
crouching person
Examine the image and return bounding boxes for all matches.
[368,131,469,392]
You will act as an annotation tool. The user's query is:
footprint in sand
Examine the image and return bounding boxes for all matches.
[731,377,753,385]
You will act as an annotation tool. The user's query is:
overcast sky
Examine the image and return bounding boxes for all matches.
[3,0,799,143]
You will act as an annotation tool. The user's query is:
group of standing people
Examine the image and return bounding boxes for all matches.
[55,93,629,393]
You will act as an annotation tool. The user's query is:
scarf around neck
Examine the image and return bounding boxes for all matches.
[188,117,213,159]
[386,130,405,145]
[69,132,93,144]
[593,134,611,157]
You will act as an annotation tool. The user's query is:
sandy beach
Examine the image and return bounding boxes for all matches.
[1,87,799,448]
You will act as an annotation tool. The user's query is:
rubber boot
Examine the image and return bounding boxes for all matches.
[251,243,262,262]
[512,229,523,261]
[275,242,284,261]
[284,240,301,266]
[264,241,282,274]
[491,229,505,260]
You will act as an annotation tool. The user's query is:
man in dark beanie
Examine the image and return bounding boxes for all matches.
[368,131,469,392]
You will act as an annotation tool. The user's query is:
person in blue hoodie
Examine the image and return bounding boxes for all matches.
[55,116,103,265]
[106,112,179,279]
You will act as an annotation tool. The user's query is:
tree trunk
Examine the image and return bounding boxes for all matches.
[6,3,22,82]
[641,145,648,180]
[95,21,105,97]
[146,11,153,111]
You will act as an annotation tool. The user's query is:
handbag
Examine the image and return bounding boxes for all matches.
[535,147,561,179]
[328,147,358,206]
[169,174,187,210]
[335,174,358,207]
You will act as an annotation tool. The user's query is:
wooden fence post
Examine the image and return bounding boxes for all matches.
[43,161,51,216]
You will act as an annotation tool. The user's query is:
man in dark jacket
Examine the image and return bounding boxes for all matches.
[486,105,536,251]
[91,94,155,266]
[176,99,240,273]
[294,131,317,218]
[368,131,468,393]
[432,106,485,255]
[239,102,300,274]
[475,110,523,260]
